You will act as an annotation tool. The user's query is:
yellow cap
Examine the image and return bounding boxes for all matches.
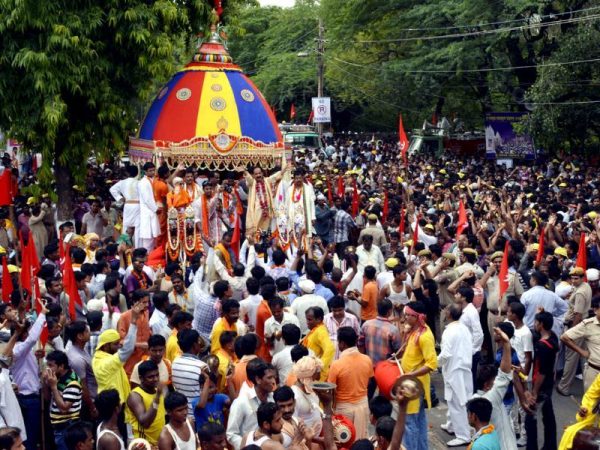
[424,224,435,230]
[439,169,447,175]
[570,267,585,276]
[397,176,404,183]
[26,197,37,206]
[96,329,121,350]
[588,211,598,219]
[554,247,568,258]
[458,172,465,179]
[558,183,568,188]
[385,258,399,268]
[0,246,5,254]
[418,249,432,257]
[529,243,539,252]
[462,248,478,256]
[404,240,413,247]
[7,264,20,274]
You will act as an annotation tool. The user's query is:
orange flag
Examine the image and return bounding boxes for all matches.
[411,215,421,254]
[456,199,468,239]
[398,114,409,165]
[576,232,587,280]
[1,256,13,303]
[536,227,545,265]
[499,241,510,299]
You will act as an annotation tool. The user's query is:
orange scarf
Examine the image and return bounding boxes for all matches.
[215,242,232,270]
[201,194,210,237]
[467,424,495,450]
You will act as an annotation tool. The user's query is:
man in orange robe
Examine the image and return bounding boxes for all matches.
[153,165,170,249]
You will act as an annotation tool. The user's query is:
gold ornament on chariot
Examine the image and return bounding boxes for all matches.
[241,89,255,102]
[211,97,226,111]
[176,88,192,101]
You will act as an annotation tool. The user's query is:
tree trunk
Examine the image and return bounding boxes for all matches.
[55,156,74,222]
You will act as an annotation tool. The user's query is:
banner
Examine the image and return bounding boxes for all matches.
[312,97,331,123]
[484,112,536,160]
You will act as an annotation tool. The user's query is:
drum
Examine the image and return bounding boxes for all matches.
[332,414,356,449]
[374,359,403,400]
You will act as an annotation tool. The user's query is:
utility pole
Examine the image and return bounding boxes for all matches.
[316,17,325,140]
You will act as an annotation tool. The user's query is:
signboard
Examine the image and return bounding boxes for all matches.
[484,112,536,160]
[312,97,331,123]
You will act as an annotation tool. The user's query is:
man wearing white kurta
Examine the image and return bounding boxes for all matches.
[109,165,140,245]
[283,168,316,244]
[438,304,473,446]
[137,162,160,251]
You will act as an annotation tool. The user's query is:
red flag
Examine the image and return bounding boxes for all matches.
[326,179,333,206]
[0,170,12,206]
[58,232,65,261]
[307,110,314,124]
[398,114,409,165]
[499,241,510,299]
[230,214,241,261]
[411,215,420,253]
[432,112,438,126]
[398,208,405,239]
[576,232,587,273]
[2,256,13,303]
[351,179,359,218]
[62,245,82,321]
[456,199,468,240]
[290,104,296,120]
[27,237,40,273]
[19,232,32,296]
[337,176,344,198]
[536,226,545,265]
[382,192,389,223]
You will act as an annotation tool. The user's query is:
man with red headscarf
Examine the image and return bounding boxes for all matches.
[400,300,437,450]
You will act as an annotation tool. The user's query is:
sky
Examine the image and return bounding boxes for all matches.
[258,0,295,7]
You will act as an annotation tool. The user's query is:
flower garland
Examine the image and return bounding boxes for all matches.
[256,181,269,215]
[467,424,495,450]
[167,208,181,262]
[292,184,303,203]
[132,270,148,290]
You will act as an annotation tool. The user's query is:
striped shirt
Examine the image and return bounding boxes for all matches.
[359,317,402,365]
[171,354,208,416]
[333,209,355,243]
[50,370,82,425]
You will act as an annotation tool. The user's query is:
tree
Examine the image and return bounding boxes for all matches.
[0,0,247,220]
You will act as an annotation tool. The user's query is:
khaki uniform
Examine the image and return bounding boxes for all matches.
[558,316,600,392]
[558,282,594,393]
[485,272,524,353]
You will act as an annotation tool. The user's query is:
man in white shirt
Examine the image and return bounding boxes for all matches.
[136,162,160,251]
[109,165,140,245]
[271,323,302,385]
[455,286,483,387]
[472,327,517,449]
[356,235,385,274]
[148,291,170,340]
[263,298,300,357]
[290,280,328,336]
[226,360,277,450]
[239,277,262,329]
[438,304,473,447]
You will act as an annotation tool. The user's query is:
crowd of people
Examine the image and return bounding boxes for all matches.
[0,141,598,450]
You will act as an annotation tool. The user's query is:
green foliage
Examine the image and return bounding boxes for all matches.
[231,0,600,149]
[0,0,250,217]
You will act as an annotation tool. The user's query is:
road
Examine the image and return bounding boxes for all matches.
[425,371,582,449]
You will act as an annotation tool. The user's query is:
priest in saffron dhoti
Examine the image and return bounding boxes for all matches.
[243,156,288,237]
[166,177,200,263]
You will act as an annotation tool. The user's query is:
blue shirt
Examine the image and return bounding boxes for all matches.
[192,393,229,431]
[495,348,520,406]
[472,429,501,450]
[315,283,334,301]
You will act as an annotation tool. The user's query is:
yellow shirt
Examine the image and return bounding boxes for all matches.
[92,350,131,404]
[126,386,165,445]
[302,324,335,381]
[215,349,235,393]
[400,326,438,415]
[560,373,600,450]
[210,318,243,354]
[166,330,182,363]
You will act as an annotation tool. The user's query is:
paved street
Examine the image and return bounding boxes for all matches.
[425,371,582,448]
